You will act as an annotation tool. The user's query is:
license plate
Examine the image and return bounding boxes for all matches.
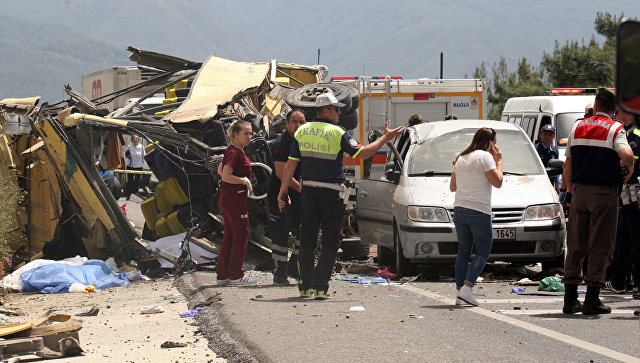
[493,228,515,240]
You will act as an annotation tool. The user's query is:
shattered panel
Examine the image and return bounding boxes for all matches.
[27,148,62,249]
[164,55,269,124]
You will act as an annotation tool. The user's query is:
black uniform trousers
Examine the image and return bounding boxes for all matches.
[298,186,344,292]
[268,191,301,263]
[607,202,640,288]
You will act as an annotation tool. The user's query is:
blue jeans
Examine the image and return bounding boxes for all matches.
[453,207,493,290]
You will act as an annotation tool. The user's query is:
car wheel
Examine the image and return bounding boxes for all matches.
[377,245,394,267]
[394,226,417,277]
[338,109,358,130]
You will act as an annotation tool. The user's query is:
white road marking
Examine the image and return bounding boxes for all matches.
[401,284,640,363]
[478,298,564,304]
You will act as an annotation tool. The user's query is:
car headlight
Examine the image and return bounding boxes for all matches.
[525,204,562,220]
[408,206,450,222]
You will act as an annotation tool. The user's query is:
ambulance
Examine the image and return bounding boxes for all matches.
[330,76,487,181]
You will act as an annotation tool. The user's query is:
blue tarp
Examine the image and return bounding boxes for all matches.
[20,259,130,294]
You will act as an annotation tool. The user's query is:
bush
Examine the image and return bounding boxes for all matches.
[0,177,24,273]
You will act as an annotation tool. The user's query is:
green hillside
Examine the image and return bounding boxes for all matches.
[0,0,638,102]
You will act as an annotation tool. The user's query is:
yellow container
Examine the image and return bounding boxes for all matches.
[141,197,159,230]
[154,177,189,215]
[155,211,185,238]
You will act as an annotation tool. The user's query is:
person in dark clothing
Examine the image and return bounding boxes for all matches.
[277,92,402,299]
[561,87,635,315]
[267,109,306,285]
[535,124,560,191]
[604,109,640,296]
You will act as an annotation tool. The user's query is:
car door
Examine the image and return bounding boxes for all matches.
[357,130,409,248]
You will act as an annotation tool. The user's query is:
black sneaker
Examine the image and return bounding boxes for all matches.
[313,289,330,300]
[273,276,291,286]
[582,302,612,315]
[632,287,640,300]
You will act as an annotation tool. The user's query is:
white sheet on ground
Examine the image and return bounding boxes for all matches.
[147,232,217,268]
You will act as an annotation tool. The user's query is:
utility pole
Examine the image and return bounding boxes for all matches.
[317,49,320,65]
[440,52,444,79]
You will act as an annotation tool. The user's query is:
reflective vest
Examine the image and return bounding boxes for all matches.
[569,114,625,187]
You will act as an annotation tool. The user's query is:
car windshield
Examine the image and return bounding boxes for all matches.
[407,128,544,176]
[555,112,582,146]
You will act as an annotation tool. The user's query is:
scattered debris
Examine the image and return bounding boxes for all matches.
[377,267,398,280]
[179,307,203,318]
[407,314,424,319]
[538,276,565,292]
[140,305,165,314]
[0,308,22,316]
[76,307,100,317]
[349,306,365,312]
[161,341,188,348]
[511,287,525,293]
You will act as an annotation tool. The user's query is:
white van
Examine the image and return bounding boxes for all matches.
[501,91,595,160]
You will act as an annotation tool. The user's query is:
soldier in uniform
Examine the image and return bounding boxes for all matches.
[535,124,560,191]
[561,87,635,315]
[278,92,402,299]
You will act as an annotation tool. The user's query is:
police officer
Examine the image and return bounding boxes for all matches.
[277,92,403,299]
[604,108,640,296]
[268,109,306,285]
[535,124,560,190]
[561,87,635,315]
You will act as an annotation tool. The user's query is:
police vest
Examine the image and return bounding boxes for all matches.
[291,120,362,183]
[569,114,625,187]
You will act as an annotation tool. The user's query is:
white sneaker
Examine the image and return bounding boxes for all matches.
[217,278,230,286]
[455,298,465,306]
[229,276,258,286]
[457,286,478,306]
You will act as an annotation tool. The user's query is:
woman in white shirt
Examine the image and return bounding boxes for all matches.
[125,135,145,200]
[449,127,503,306]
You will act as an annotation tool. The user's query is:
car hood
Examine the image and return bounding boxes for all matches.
[405,175,557,209]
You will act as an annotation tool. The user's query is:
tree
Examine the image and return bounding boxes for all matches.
[478,57,547,120]
[541,12,623,88]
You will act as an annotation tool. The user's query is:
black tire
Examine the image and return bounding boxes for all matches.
[394,226,417,277]
[286,83,352,110]
[349,86,360,109]
[542,251,565,271]
[377,245,395,267]
[338,109,358,130]
[340,240,371,260]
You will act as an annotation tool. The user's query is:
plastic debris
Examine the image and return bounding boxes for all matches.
[578,289,586,294]
[358,277,387,284]
[140,305,165,314]
[377,267,398,280]
[408,314,423,319]
[511,287,525,293]
[538,276,565,292]
[179,307,203,317]
[349,306,365,312]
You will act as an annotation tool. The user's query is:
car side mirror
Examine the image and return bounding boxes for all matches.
[546,159,564,177]
[384,161,400,183]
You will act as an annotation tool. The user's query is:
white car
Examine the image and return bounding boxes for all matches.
[357,120,565,276]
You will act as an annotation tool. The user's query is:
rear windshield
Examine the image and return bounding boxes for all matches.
[408,128,544,176]
[555,112,582,146]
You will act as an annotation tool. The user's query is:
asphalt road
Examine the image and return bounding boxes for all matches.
[121,194,640,362]
[177,269,640,363]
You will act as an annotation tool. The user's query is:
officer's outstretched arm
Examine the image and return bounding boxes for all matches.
[358,122,403,160]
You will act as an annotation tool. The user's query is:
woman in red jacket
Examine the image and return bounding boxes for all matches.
[216,120,257,286]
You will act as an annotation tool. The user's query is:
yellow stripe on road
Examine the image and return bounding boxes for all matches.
[401,284,640,363]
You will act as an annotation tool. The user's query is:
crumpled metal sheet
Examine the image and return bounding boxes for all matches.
[127,45,200,71]
[164,55,270,124]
